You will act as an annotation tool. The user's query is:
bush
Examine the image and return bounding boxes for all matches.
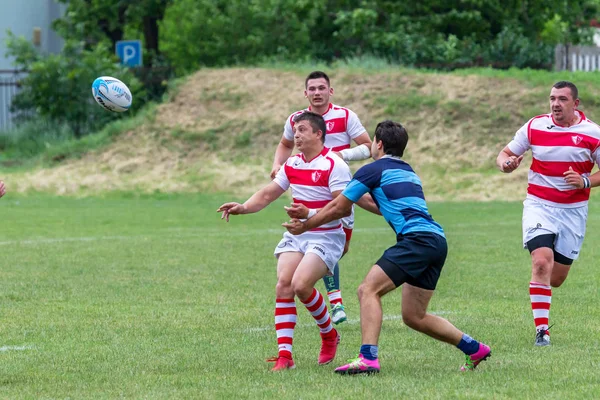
[5,32,146,138]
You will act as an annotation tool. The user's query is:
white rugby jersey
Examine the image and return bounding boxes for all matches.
[508,110,600,208]
[274,148,352,231]
[283,103,366,152]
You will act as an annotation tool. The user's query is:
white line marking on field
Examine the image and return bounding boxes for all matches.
[0,345,34,352]
[242,311,453,333]
[0,218,518,247]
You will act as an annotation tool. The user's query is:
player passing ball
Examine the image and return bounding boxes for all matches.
[283,120,491,374]
[271,71,373,325]
[218,111,378,371]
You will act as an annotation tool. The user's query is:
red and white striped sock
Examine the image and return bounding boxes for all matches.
[275,298,297,359]
[530,281,551,332]
[301,288,335,339]
[327,290,343,306]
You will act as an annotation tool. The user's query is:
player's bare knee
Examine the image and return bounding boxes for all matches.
[357,282,374,301]
[276,279,294,298]
[291,279,312,301]
[550,275,567,288]
[531,256,552,277]
[401,311,423,331]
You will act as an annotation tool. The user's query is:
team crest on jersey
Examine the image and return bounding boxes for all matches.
[572,135,583,145]
[312,171,322,182]
[326,121,335,132]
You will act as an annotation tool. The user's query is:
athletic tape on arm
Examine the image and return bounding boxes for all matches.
[340,144,371,161]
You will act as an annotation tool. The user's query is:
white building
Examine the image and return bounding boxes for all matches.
[0,0,66,70]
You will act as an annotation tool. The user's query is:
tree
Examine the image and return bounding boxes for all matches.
[54,0,172,67]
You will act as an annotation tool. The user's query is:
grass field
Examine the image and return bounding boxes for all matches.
[1,194,599,399]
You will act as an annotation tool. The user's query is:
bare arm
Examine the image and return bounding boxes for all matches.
[283,194,354,235]
[496,146,524,173]
[355,193,380,215]
[270,138,295,179]
[283,190,344,219]
[353,132,372,148]
[217,182,286,222]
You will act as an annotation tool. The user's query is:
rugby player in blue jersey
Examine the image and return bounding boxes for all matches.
[283,120,491,374]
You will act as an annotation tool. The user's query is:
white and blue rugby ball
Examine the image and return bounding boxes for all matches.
[91,76,132,112]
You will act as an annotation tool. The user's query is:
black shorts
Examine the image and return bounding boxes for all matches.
[376,232,448,290]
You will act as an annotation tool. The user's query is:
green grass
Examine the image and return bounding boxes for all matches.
[1,194,599,398]
[0,103,159,168]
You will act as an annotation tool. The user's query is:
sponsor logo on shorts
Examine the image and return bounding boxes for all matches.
[278,240,293,248]
[526,223,542,233]
[571,250,579,255]
[312,245,326,255]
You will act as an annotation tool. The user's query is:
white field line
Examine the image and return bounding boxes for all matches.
[243,311,454,333]
[0,220,517,247]
[0,345,34,352]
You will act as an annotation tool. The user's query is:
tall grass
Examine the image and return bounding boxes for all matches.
[0,118,74,164]
[0,103,158,166]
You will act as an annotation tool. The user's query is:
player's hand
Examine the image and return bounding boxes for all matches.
[563,166,585,188]
[216,202,245,222]
[501,155,524,173]
[270,164,282,180]
[284,203,309,219]
[0,181,5,198]
[282,218,307,235]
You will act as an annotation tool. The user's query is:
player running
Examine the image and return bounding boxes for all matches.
[219,111,377,371]
[496,81,600,346]
[284,120,491,374]
[271,71,372,325]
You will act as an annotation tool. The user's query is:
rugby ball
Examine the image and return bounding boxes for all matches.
[91,76,132,112]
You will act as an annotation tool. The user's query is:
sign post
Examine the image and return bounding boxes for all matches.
[116,40,143,67]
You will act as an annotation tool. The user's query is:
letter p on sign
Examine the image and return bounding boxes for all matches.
[116,40,143,67]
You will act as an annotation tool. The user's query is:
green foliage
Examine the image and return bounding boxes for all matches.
[157,0,598,71]
[160,0,320,74]
[0,118,73,163]
[5,32,145,137]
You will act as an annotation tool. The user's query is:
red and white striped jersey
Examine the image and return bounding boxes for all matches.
[283,103,366,152]
[273,147,352,231]
[508,110,600,208]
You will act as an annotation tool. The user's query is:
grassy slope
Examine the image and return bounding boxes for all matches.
[5,66,600,200]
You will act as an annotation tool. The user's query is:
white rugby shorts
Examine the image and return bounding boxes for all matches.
[274,230,345,274]
[522,198,588,260]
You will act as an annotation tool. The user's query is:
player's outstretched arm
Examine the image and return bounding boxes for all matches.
[217,182,286,222]
[356,193,380,215]
[270,138,295,179]
[283,193,354,235]
[0,180,5,198]
[497,146,524,173]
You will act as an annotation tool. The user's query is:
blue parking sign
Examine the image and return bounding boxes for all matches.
[116,40,143,67]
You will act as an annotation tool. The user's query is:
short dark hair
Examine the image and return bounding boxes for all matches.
[374,120,408,157]
[553,81,579,100]
[305,71,330,88]
[293,111,327,144]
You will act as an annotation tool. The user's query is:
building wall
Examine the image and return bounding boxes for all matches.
[0,0,66,70]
